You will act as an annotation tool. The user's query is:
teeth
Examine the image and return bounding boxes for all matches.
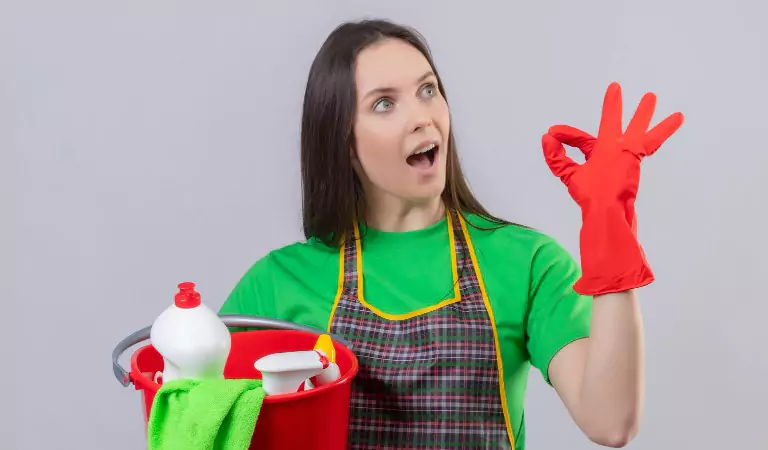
[413,143,436,155]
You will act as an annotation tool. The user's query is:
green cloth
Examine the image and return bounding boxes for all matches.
[147,378,266,450]
[219,212,593,449]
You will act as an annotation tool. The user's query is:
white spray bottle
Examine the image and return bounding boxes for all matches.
[150,282,231,383]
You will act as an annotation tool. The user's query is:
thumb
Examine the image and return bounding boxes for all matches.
[542,133,579,184]
[548,125,597,160]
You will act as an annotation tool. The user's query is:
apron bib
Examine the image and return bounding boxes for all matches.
[328,209,515,449]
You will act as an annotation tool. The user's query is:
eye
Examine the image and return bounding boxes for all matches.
[372,98,394,113]
[419,82,438,98]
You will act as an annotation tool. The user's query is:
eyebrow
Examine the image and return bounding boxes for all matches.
[361,70,436,101]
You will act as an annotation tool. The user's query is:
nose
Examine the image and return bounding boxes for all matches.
[409,102,433,133]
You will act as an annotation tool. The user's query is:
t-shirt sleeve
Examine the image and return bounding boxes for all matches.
[218,254,276,331]
[526,237,592,386]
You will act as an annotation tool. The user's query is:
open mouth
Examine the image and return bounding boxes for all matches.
[406,143,439,169]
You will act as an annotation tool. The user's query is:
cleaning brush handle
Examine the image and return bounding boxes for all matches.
[111,314,353,387]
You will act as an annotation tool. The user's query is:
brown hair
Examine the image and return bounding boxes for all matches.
[300,19,522,246]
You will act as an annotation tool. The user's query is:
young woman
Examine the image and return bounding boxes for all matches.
[220,19,684,449]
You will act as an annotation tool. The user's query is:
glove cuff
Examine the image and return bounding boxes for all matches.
[574,203,654,296]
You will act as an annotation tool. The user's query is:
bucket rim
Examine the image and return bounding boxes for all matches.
[129,328,359,404]
[112,314,355,389]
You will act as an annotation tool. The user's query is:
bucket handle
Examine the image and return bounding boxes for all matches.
[111,314,353,387]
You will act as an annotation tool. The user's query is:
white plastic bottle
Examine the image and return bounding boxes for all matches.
[150,282,231,383]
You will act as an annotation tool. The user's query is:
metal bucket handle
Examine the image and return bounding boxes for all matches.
[111,314,353,387]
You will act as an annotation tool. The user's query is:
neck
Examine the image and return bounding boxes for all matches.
[364,194,446,232]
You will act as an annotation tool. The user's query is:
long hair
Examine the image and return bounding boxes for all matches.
[300,19,521,247]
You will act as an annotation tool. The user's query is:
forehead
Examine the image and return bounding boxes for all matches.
[355,39,433,91]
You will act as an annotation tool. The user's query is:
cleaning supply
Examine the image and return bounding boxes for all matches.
[150,282,231,382]
[305,334,342,390]
[310,360,341,387]
[147,378,266,450]
[313,334,336,362]
[254,350,329,395]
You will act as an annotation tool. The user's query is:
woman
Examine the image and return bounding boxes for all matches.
[220,19,684,449]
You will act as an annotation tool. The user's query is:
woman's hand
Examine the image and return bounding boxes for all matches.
[542,82,684,295]
[543,83,683,445]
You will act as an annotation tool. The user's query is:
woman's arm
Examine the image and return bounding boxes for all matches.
[538,82,682,446]
[548,289,644,448]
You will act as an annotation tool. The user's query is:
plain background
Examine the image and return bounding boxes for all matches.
[4,0,767,448]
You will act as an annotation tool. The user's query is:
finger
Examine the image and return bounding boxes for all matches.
[542,133,580,183]
[618,137,647,159]
[597,82,623,141]
[643,112,684,156]
[625,92,657,139]
[548,125,597,159]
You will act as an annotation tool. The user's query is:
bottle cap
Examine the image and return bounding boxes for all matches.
[174,281,201,309]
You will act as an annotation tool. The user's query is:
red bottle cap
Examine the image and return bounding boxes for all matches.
[174,281,201,309]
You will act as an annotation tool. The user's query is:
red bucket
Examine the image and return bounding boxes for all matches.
[113,315,359,449]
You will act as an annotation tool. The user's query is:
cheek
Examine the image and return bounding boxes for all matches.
[435,100,451,136]
[433,100,451,169]
[354,120,403,179]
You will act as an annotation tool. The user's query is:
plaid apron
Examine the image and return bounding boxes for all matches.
[329,209,515,449]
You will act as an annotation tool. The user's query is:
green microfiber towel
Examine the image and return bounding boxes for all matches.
[147,378,266,450]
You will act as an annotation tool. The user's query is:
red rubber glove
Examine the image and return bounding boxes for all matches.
[542,82,684,296]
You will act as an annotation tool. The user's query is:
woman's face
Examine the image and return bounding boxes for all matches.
[352,38,450,208]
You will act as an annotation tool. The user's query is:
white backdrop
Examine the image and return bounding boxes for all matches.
[5,1,767,448]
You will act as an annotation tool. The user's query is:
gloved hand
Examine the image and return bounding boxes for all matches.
[542,82,684,296]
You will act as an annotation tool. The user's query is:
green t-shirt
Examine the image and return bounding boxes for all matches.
[219,213,592,448]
